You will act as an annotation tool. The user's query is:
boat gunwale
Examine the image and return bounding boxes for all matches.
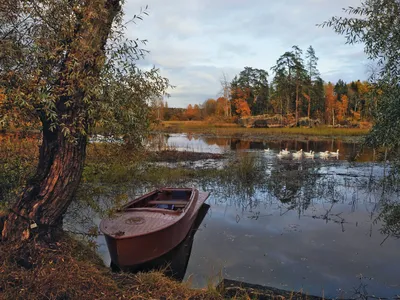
[99,187,198,240]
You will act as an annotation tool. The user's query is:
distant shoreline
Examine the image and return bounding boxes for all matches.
[153,121,369,142]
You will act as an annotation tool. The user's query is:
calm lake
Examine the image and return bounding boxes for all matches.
[72,133,400,299]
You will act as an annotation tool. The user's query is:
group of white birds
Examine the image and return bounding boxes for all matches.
[264,148,339,159]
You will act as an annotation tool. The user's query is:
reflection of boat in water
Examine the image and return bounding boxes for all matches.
[100,188,210,270]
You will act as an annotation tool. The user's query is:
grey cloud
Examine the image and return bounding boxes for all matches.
[161,65,241,107]
[123,0,368,107]
[218,41,255,58]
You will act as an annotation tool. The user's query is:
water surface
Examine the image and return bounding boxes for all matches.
[148,133,376,162]
[69,134,400,299]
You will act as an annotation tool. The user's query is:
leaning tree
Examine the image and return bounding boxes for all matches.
[0,0,169,242]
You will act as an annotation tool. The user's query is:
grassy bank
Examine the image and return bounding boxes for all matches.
[155,121,370,140]
[0,235,224,300]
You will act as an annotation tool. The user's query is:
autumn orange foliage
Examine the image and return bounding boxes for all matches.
[216,97,230,117]
[0,88,5,102]
[325,83,337,125]
[336,94,348,122]
[185,104,201,120]
[232,88,251,117]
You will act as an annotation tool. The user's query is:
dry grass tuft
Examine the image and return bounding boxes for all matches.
[0,235,222,300]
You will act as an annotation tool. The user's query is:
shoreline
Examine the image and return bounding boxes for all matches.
[153,121,369,142]
[152,130,367,143]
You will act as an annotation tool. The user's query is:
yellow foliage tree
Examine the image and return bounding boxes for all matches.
[336,94,349,122]
[232,88,251,118]
[325,83,337,125]
[216,97,229,117]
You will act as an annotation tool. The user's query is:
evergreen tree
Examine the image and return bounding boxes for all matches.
[305,46,321,121]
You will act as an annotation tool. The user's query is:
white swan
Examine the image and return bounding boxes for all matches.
[319,151,330,159]
[264,148,271,152]
[281,148,290,155]
[277,150,290,159]
[304,150,314,159]
[293,149,303,159]
[329,149,339,157]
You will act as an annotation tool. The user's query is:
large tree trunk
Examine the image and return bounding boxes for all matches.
[1,0,121,242]
[2,121,87,241]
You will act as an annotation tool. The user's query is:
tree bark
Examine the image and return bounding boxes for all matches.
[2,122,87,241]
[332,108,335,126]
[1,0,122,242]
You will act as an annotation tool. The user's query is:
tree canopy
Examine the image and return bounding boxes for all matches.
[0,0,169,144]
[231,67,269,116]
[0,0,170,241]
[320,0,400,148]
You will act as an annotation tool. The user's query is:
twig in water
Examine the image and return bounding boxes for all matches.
[380,234,390,246]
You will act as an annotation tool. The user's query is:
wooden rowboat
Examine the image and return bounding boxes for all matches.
[100,187,210,268]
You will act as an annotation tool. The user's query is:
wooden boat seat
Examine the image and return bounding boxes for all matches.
[147,200,188,205]
[147,200,188,206]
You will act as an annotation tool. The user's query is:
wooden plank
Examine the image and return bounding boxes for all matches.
[147,200,188,206]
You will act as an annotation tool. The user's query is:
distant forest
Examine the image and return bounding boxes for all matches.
[153,45,377,126]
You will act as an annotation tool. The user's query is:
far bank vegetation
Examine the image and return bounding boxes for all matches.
[152,46,377,129]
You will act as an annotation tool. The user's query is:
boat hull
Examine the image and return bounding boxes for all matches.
[103,190,209,268]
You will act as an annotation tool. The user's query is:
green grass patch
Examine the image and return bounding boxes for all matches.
[157,121,370,138]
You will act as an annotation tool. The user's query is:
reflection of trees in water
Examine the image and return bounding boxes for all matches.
[379,204,400,238]
[146,134,169,151]
[230,139,251,151]
[204,152,267,211]
[65,149,400,239]
[148,134,377,162]
[375,162,400,238]
[203,137,230,147]
[199,153,400,237]
[204,155,326,215]
[267,161,318,209]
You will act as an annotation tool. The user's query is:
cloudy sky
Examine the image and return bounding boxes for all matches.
[123,0,368,108]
